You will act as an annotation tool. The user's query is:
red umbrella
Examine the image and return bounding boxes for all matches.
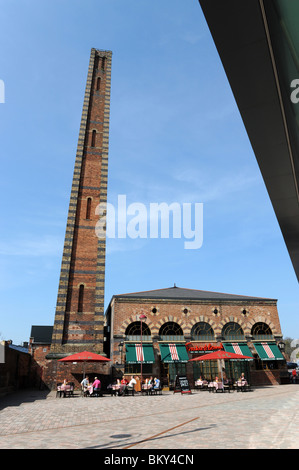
[189,350,253,361]
[189,349,253,383]
[58,351,111,377]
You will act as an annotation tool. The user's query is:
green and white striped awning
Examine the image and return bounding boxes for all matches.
[159,343,189,363]
[223,342,253,359]
[125,343,155,364]
[253,342,284,360]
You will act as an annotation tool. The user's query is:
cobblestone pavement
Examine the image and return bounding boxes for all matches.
[0,385,298,449]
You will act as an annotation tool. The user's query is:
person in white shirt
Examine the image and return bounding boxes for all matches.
[81,376,89,390]
[128,376,137,388]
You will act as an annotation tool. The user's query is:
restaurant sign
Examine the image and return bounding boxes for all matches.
[185,342,224,354]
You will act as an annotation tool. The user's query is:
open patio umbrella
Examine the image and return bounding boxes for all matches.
[189,350,253,362]
[189,349,253,383]
[58,351,111,378]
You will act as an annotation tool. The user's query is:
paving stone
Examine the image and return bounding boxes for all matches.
[0,385,298,449]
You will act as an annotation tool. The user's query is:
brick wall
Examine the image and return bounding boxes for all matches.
[112,298,282,336]
[29,343,111,390]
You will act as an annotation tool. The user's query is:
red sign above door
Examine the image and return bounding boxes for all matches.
[185,342,224,354]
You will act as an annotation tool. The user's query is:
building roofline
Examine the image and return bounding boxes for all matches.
[106,286,277,306]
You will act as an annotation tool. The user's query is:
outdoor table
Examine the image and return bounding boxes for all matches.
[236,380,248,392]
[111,384,121,396]
[208,382,214,392]
[57,384,74,398]
[142,384,152,395]
[208,381,224,392]
[56,385,64,398]
[195,380,208,390]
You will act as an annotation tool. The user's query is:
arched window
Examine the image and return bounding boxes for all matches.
[222,322,244,340]
[86,197,92,220]
[251,322,273,339]
[191,322,214,341]
[96,77,101,91]
[125,322,151,341]
[78,284,84,313]
[159,322,184,341]
[91,130,96,147]
[101,56,106,70]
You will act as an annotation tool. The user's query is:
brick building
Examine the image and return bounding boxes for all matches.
[0,341,31,395]
[106,286,287,387]
[29,326,53,389]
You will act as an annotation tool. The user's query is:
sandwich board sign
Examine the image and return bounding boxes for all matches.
[174,375,191,394]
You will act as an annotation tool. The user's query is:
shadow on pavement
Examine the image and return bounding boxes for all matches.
[0,389,52,410]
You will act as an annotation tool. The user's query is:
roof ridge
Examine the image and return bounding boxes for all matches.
[114,286,275,300]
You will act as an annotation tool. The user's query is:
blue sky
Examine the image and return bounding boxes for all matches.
[0,0,298,345]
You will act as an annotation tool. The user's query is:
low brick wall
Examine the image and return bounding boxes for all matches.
[251,369,281,386]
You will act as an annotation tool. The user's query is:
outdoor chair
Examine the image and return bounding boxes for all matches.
[93,387,102,397]
[124,386,135,396]
[223,380,233,393]
[239,383,251,392]
[64,383,74,397]
[150,386,162,395]
[56,383,63,398]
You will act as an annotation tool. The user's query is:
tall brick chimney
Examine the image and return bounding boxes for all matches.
[49,49,112,358]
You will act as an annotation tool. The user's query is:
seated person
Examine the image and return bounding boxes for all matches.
[197,375,206,383]
[81,376,89,392]
[60,379,68,390]
[127,376,137,389]
[148,376,153,388]
[239,373,247,383]
[153,377,160,389]
[92,377,101,394]
[119,377,128,395]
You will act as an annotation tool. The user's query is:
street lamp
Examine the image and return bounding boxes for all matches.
[118,341,124,365]
[139,314,147,390]
[278,341,285,353]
